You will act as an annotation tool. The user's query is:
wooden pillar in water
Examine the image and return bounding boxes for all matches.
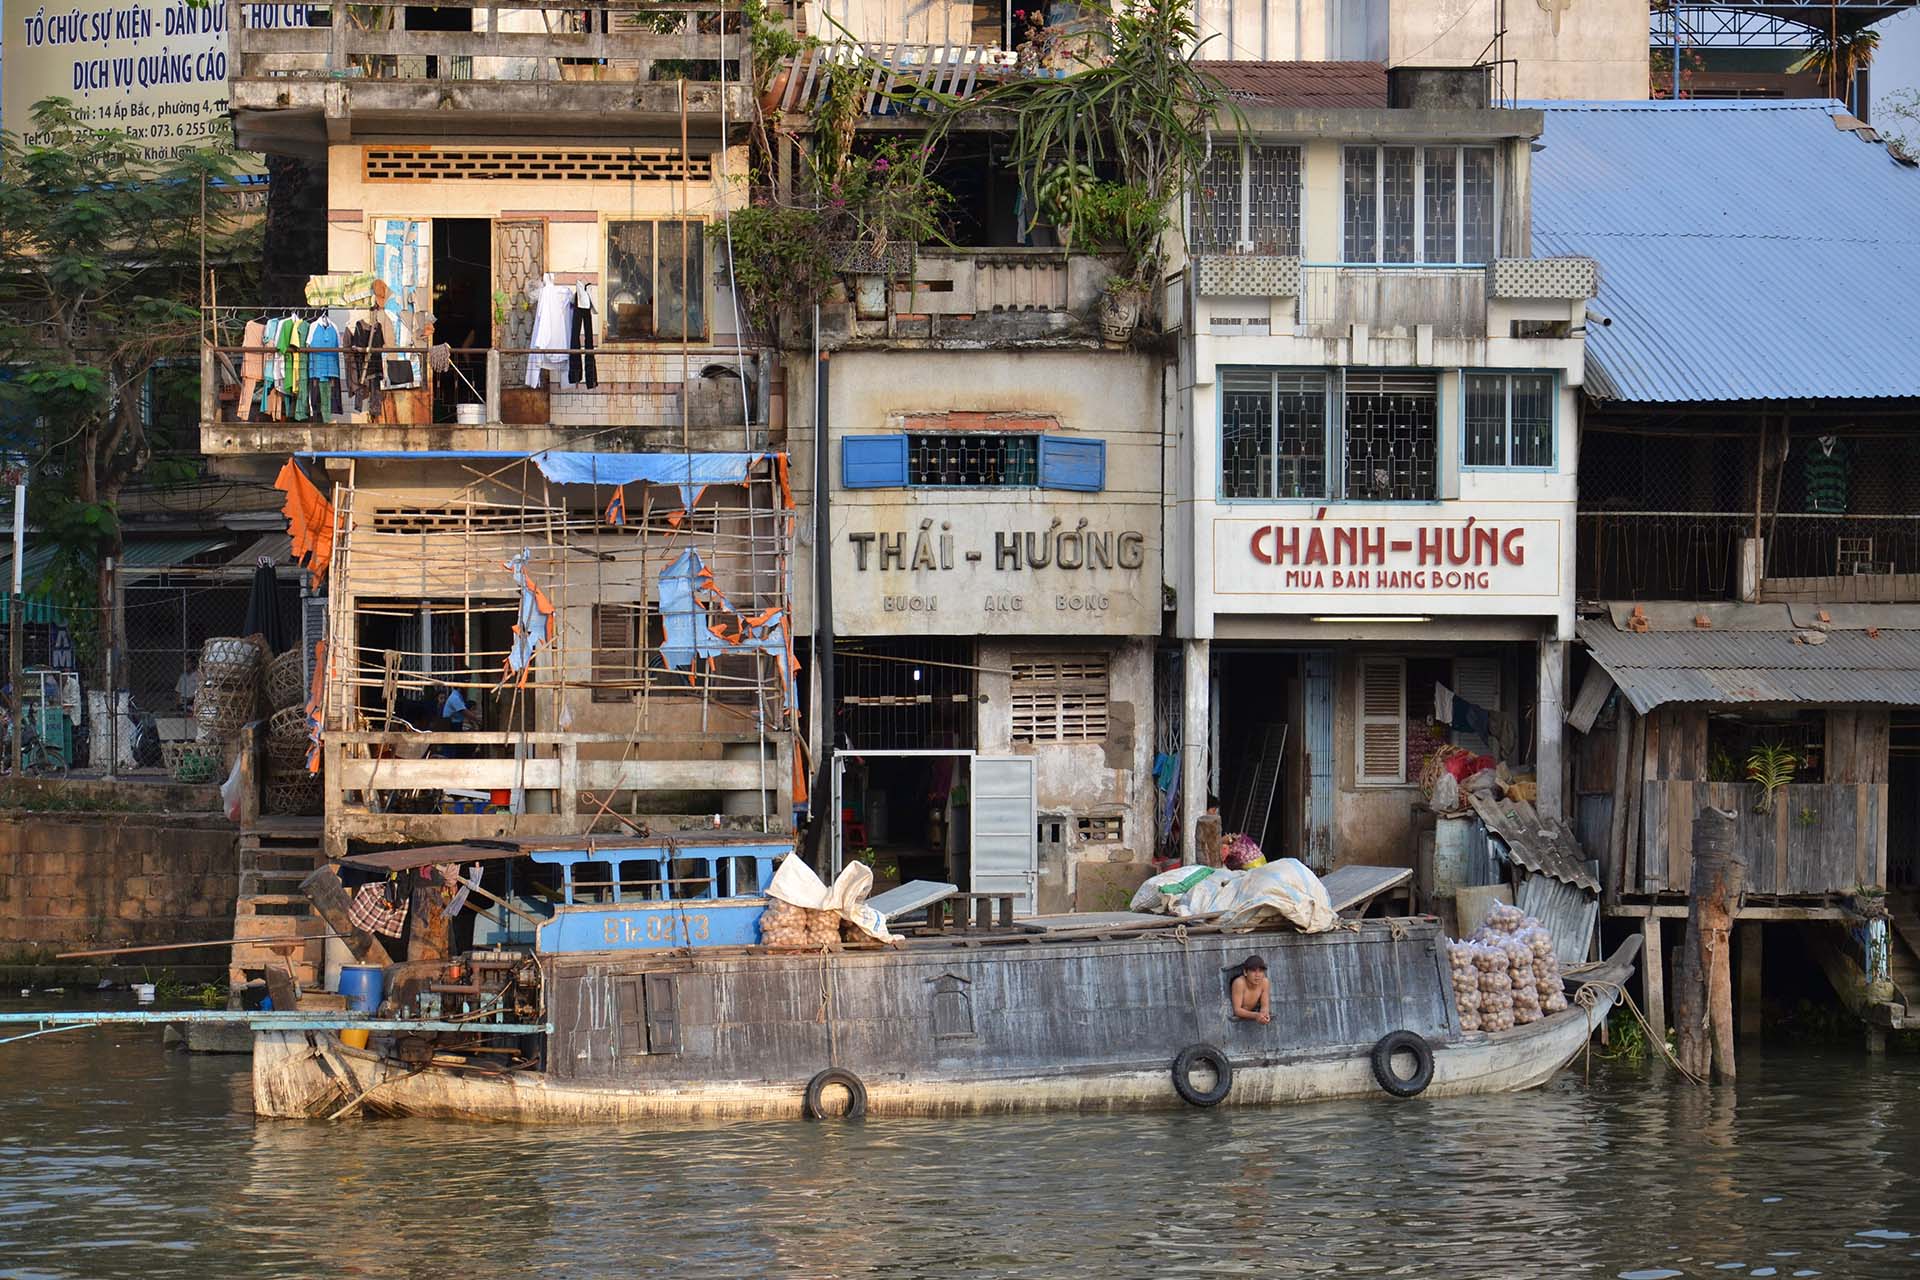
[1738,919,1763,1039]
[1675,805,1744,1081]
[1640,915,1665,1043]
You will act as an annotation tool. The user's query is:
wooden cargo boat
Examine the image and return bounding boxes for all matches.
[251,844,1638,1120]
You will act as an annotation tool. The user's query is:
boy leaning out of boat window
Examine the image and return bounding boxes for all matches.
[1231,956,1271,1024]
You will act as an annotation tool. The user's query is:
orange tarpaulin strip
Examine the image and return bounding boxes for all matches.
[275,459,335,587]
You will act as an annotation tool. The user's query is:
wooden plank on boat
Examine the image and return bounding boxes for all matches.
[1320,864,1413,916]
[1019,911,1177,933]
[867,880,958,921]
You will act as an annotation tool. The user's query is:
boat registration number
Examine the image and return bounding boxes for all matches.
[602,913,711,945]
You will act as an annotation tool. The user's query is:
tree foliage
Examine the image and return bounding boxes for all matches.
[0,97,256,628]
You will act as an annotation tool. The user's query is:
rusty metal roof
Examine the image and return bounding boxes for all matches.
[1467,792,1602,893]
[1577,607,1920,712]
[1199,61,1388,108]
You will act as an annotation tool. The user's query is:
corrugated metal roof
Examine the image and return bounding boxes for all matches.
[1577,614,1920,711]
[1529,99,1920,403]
[1200,61,1387,108]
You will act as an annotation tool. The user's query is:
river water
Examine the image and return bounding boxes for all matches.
[1,1015,1916,1279]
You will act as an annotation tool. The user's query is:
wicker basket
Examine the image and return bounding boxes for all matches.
[162,740,224,784]
[265,648,306,710]
[200,636,265,686]
[264,775,322,816]
[267,706,312,768]
[194,682,259,742]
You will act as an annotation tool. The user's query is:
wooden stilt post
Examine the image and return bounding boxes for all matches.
[1675,805,1744,1081]
[1738,919,1763,1039]
[1641,914,1665,1044]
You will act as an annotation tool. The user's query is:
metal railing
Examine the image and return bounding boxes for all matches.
[202,343,752,433]
[230,0,748,86]
[1577,509,1920,601]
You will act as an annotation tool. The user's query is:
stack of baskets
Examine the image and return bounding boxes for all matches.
[194,637,266,744]
[264,647,319,816]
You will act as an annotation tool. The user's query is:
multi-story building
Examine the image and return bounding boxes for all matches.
[211,1,794,859]
[1166,65,1595,873]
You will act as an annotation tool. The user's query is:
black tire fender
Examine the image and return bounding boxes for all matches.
[1171,1043,1233,1107]
[803,1067,868,1119]
[1370,1030,1435,1098]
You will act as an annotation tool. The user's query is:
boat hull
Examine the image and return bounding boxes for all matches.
[252,934,1636,1122]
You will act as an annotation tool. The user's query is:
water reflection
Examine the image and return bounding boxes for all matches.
[0,1023,1916,1279]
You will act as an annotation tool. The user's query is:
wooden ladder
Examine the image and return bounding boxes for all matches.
[1230,724,1287,842]
[229,817,327,997]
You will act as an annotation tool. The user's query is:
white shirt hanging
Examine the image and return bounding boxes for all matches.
[527,280,575,389]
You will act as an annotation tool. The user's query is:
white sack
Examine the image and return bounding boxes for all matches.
[1214,858,1338,934]
[765,854,897,942]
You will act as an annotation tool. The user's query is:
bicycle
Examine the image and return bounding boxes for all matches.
[0,709,69,778]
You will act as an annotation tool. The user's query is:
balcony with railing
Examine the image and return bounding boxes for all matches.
[228,0,755,152]
[1188,254,1597,341]
[201,340,762,462]
[818,245,1126,348]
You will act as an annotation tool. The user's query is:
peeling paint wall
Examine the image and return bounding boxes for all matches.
[976,637,1158,915]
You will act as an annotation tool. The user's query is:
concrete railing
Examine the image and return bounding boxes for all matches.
[890,247,1120,318]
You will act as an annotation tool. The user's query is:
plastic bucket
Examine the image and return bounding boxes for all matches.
[340,1028,371,1050]
[339,964,385,1013]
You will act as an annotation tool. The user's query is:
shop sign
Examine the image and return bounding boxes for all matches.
[834,506,1159,635]
[1212,514,1562,610]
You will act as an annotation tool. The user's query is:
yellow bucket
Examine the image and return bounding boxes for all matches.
[340,1028,371,1050]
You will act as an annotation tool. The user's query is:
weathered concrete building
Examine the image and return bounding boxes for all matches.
[209,1,792,863]
[1167,67,1595,873]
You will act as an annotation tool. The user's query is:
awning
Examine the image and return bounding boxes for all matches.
[1577,602,1920,713]
[117,535,234,578]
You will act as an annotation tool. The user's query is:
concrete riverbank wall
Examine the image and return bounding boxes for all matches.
[0,799,237,983]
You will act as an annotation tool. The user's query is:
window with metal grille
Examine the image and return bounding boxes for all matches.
[1342,371,1438,501]
[1220,370,1330,499]
[606,220,705,341]
[1356,657,1407,786]
[907,433,1039,486]
[1077,814,1124,843]
[1463,372,1554,469]
[1010,654,1110,744]
[1343,146,1496,264]
[1191,144,1302,255]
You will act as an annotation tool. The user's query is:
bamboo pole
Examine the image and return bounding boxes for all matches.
[58,933,347,960]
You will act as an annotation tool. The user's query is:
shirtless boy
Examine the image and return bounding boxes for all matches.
[1231,955,1271,1024]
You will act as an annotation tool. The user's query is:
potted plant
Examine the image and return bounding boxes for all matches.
[745,0,809,114]
[937,0,1239,343]
[1745,741,1798,815]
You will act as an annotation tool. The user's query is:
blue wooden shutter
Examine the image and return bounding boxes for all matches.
[1037,435,1105,492]
[841,435,909,488]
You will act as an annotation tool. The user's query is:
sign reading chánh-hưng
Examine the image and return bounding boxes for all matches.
[3,2,310,168]
[1212,515,1562,611]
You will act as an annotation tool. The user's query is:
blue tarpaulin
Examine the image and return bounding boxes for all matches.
[530,451,771,512]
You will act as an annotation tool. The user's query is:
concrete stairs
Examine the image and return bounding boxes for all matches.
[228,817,327,996]
[1887,892,1920,1013]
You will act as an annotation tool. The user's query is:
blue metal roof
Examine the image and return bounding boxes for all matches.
[1529,99,1920,403]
